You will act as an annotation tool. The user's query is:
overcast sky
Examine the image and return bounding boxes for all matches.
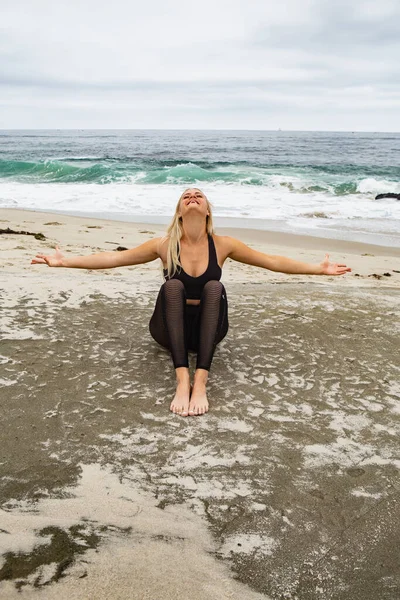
[1,0,400,130]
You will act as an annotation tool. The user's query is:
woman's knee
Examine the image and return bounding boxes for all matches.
[161,278,186,301]
[162,278,185,293]
[202,280,224,297]
[163,278,185,289]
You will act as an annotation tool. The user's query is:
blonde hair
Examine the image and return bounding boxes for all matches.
[162,188,214,278]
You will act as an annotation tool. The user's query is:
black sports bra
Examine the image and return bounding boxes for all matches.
[163,234,222,300]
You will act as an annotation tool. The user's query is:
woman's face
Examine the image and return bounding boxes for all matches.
[179,189,209,219]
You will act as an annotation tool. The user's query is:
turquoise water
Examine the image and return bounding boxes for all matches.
[1,129,399,186]
[1,130,399,244]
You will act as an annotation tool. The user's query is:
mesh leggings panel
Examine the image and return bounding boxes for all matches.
[149,279,228,371]
[196,280,227,371]
[158,279,188,368]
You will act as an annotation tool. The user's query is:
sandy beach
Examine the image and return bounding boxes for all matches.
[1,207,400,599]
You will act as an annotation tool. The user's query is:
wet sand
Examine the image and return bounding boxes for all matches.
[1,208,400,599]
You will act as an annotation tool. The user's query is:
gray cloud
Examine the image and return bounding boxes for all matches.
[254,1,400,48]
[0,0,399,130]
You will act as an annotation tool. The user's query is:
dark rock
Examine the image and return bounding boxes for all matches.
[375,193,400,200]
[115,246,128,252]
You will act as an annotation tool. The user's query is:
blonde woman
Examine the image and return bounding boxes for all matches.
[32,188,351,417]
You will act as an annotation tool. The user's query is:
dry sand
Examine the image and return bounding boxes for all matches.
[1,208,400,599]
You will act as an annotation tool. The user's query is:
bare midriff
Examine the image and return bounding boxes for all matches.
[186,299,200,306]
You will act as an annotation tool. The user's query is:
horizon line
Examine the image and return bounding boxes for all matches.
[1,128,399,134]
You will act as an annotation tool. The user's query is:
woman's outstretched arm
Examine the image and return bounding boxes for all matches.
[31,238,162,269]
[226,237,351,276]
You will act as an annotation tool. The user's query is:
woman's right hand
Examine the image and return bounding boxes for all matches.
[31,246,65,267]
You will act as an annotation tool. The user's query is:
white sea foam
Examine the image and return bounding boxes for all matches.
[1,180,400,244]
[357,177,400,195]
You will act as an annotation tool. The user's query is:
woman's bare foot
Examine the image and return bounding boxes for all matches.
[188,369,209,416]
[170,381,191,416]
[170,368,191,416]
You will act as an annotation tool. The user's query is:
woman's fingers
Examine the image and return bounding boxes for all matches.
[32,250,58,265]
[321,252,351,275]
[335,268,351,275]
[31,254,51,265]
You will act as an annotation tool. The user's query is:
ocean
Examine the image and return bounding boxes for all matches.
[1,129,399,246]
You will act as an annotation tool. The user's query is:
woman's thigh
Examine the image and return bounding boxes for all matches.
[149,288,170,349]
[149,283,229,351]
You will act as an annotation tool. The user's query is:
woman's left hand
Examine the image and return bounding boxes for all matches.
[320,253,352,275]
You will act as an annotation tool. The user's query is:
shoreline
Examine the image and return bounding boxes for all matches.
[2,207,400,257]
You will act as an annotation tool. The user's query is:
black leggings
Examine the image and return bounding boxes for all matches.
[149,279,229,371]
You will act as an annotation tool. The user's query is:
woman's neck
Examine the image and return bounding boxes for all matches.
[181,217,208,245]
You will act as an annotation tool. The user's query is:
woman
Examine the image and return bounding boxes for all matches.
[31,188,351,417]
